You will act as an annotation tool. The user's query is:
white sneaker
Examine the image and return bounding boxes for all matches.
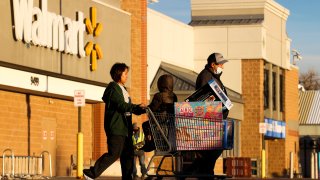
[83,173,94,180]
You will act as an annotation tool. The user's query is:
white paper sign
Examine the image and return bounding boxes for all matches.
[259,122,267,134]
[74,90,85,107]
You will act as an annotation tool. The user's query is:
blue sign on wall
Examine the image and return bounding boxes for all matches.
[264,118,286,139]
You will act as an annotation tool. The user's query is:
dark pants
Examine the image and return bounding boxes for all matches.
[85,135,134,180]
[192,150,223,175]
[132,150,147,177]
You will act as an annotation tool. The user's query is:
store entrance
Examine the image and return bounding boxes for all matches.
[41,118,57,176]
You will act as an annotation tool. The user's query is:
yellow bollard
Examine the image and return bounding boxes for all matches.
[77,132,84,178]
[262,149,266,178]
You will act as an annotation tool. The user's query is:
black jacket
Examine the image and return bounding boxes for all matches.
[196,65,229,119]
[102,81,143,137]
[149,74,178,114]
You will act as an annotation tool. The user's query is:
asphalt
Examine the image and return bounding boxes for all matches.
[2,174,307,180]
[51,176,307,180]
[1,175,308,180]
[0,176,310,180]
[52,174,231,180]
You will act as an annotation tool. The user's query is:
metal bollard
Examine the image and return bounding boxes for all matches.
[40,151,52,178]
[2,148,15,177]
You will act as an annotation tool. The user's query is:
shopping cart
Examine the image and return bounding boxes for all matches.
[145,107,234,180]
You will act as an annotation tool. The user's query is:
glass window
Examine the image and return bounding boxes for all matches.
[272,72,276,111]
[174,78,183,90]
[280,74,284,112]
[264,69,269,109]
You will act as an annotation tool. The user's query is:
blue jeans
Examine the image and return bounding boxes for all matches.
[133,150,147,177]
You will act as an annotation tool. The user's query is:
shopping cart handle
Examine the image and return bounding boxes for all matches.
[145,108,173,153]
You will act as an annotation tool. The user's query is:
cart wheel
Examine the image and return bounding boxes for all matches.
[214,175,227,180]
[176,177,186,180]
[144,176,155,180]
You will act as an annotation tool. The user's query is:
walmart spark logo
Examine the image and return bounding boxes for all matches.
[85,7,103,71]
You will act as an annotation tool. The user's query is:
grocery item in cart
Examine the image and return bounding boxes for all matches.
[185,79,233,110]
[174,101,224,150]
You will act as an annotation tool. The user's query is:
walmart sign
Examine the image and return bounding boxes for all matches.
[13,0,86,57]
[12,0,103,71]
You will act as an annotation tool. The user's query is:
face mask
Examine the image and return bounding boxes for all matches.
[214,67,223,74]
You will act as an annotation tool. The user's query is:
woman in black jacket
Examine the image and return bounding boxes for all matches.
[83,63,146,180]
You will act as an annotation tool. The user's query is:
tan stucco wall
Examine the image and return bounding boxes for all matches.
[93,0,121,9]
[191,0,291,70]
[147,8,194,100]
[0,0,143,177]
[263,6,290,69]
[299,126,320,136]
[0,0,131,84]
[191,0,265,17]
[0,0,61,73]
[193,25,265,94]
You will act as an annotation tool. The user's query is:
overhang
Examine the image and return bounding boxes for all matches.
[190,14,264,26]
[299,91,320,125]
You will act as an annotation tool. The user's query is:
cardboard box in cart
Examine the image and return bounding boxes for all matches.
[174,101,224,150]
[185,79,233,110]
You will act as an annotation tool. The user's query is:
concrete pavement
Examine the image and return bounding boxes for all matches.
[52,176,308,180]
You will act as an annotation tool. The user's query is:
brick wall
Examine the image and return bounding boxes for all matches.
[266,67,299,176]
[89,0,148,170]
[32,96,93,176]
[120,0,149,170]
[0,90,93,176]
[0,91,28,155]
[93,103,106,160]
[121,0,148,111]
[241,59,264,158]
[241,61,300,177]
[267,140,286,176]
[284,67,299,173]
[267,67,299,177]
[284,68,299,123]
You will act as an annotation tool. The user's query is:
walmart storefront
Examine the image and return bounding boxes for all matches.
[0,0,132,176]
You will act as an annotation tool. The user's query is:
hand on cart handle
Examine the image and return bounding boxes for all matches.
[133,104,147,115]
[139,103,147,109]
